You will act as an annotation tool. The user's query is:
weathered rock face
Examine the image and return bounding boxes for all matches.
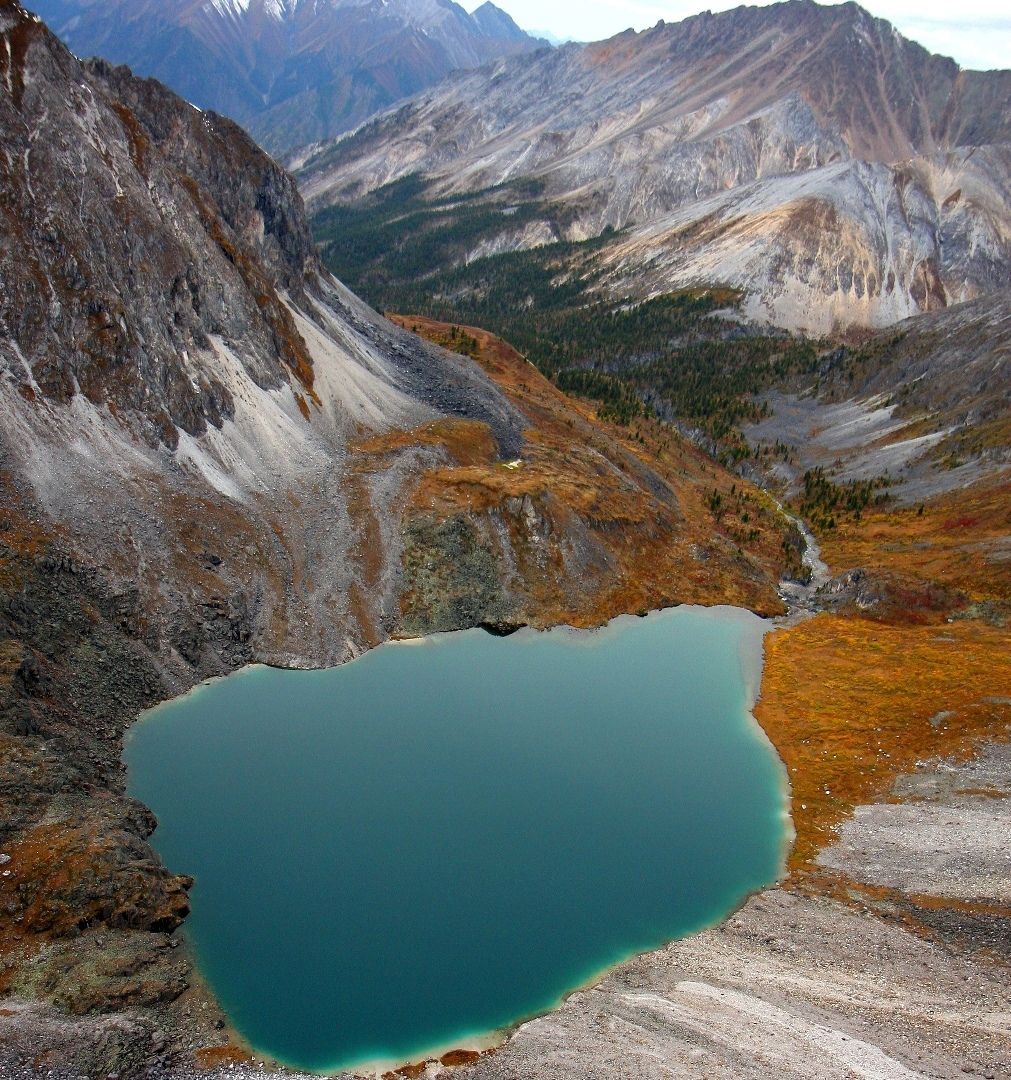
[28,0,547,155]
[598,148,1011,334]
[1,0,533,667]
[298,0,1011,334]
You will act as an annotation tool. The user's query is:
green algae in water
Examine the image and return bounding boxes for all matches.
[124,606,787,1073]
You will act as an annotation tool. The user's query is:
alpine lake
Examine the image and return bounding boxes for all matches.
[124,606,790,1073]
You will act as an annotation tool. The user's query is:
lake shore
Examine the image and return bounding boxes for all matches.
[5,599,1006,1080]
[132,612,1007,1080]
[122,606,786,1076]
[1,447,1006,1080]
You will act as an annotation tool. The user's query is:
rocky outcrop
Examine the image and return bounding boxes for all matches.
[815,567,970,623]
[1,0,532,669]
[29,0,548,155]
[297,0,1011,334]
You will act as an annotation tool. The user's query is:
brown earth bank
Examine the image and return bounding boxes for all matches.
[1,319,1008,1079]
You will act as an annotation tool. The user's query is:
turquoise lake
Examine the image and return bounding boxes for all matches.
[124,606,788,1073]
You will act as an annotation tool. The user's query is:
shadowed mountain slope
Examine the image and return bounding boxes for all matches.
[27,0,547,154]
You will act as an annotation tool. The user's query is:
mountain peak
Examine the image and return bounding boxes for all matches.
[28,0,547,153]
[470,1,524,36]
[470,1,529,42]
[299,0,1010,336]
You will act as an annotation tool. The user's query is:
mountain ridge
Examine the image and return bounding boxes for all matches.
[299,0,1011,334]
[27,0,548,153]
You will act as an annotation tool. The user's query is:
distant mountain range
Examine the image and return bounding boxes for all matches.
[298,0,1011,336]
[28,0,547,154]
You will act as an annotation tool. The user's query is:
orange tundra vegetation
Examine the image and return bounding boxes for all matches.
[382,315,800,625]
[757,615,1011,871]
[821,479,1011,601]
[768,476,1011,872]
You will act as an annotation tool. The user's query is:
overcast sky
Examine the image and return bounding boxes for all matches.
[472,0,1011,71]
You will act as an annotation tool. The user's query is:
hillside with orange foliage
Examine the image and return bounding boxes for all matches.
[382,315,800,630]
[821,479,1011,603]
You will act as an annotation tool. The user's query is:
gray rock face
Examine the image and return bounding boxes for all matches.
[27,0,548,155]
[599,148,1011,334]
[744,291,1011,500]
[0,0,526,671]
[298,0,1011,334]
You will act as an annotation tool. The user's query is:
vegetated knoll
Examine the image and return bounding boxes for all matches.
[384,316,798,630]
[819,479,1011,608]
[29,0,546,155]
[300,1,1011,334]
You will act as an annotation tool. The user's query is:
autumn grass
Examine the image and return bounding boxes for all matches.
[821,477,1011,601]
[756,615,1011,871]
[387,315,798,624]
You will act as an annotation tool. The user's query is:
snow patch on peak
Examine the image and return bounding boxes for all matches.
[204,0,300,23]
[205,0,252,19]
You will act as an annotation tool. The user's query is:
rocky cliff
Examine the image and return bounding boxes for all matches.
[28,0,547,154]
[298,0,1011,334]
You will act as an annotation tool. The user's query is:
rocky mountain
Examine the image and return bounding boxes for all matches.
[27,0,547,154]
[0,0,798,698]
[3,4,1010,1079]
[298,0,1011,335]
[745,289,1011,503]
[0,3,802,1071]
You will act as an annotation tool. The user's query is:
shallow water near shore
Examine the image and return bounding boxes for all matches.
[125,606,788,1074]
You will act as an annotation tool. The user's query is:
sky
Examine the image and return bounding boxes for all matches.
[471,0,1011,71]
